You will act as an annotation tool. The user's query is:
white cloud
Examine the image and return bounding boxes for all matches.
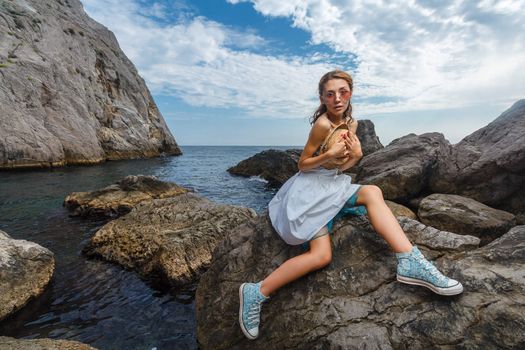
[81,0,331,118]
[229,0,525,115]
[81,0,524,122]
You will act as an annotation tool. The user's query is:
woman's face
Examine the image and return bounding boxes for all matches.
[320,78,352,118]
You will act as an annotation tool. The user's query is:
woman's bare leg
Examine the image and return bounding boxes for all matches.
[260,185,411,297]
[260,233,332,297]
[355,185,413,253]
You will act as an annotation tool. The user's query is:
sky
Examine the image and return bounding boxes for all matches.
[80,0,525,146]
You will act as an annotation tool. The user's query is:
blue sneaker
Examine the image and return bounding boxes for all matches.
[396,246,463,296]
[239,282,269,339]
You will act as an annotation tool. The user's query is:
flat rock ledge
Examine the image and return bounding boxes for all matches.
[64,175,188,218]
[196,213,525,349]
[0,230,54,322]
[0,336,97,350]
[83,193,257,289]
[419,193,516,245]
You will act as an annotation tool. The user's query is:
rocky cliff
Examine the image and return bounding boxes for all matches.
[0,0,181,169]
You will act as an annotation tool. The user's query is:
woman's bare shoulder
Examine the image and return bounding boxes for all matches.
[306,116,331,147]
[312,114,331,132]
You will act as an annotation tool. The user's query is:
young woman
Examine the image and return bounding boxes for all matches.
[239,70,463,340]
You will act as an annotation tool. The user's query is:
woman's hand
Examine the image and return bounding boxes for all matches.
[327,135,350,159]
[343,132,363,158]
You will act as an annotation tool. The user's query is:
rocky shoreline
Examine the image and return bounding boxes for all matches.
[2,0,522,348]
[80,180,257,289]
[1,100,524,348]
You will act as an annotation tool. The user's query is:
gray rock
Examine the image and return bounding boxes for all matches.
[64,175,189,218]
[83,193,257,288]
[398,216,481,251]
[194,214,525,349]
[0,336,97,350]
[355,133,449,202]
[0,230,54,322]
[355,119,384,156]
[0,0,180,169]
[418,193,516,245]
[227,149,300,187]
[436,225,525,349]
[385,200,417,220]
[430,100,525,219]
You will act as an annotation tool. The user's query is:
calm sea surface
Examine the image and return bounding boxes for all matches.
[0,146,297,350]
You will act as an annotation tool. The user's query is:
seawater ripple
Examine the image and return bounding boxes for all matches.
[0,146,295,349]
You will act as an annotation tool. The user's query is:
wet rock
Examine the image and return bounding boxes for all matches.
[227,149,300,187]
[194,214,525,350]
[0,230,54,322]
[418,194,516,245]
[64,175,188,218]
[356,133,449,202]
[0,336,97,350]
[430,100,525,220]
[83,193,256,289]
[0,0,180,169]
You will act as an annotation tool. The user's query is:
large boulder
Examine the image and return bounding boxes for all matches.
[194,214,525,349]
[430,100,525,221]
[0,0,181,169]
[64,175,188,218]
[228,149,300,187]
[0,230,54,322]
[418,193,516,245]
[0,337,96,350]
[83,193,257,289]
[355,133,449,202]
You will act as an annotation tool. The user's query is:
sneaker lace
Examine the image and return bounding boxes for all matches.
[416,257,448,284]
[246,302,261,327]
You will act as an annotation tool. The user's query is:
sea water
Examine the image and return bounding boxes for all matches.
[0,145,297,349]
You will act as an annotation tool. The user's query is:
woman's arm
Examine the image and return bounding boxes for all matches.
[298,120,344,171]
[338,154,362,172]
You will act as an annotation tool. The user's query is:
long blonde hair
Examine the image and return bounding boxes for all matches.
[309,70,354,125]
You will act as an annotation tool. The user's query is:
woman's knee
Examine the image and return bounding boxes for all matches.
[358,185,383,203]
[309,250,332,269]
[308,234,332,269]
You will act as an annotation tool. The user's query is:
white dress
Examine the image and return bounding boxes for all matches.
[268,166,361,245]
